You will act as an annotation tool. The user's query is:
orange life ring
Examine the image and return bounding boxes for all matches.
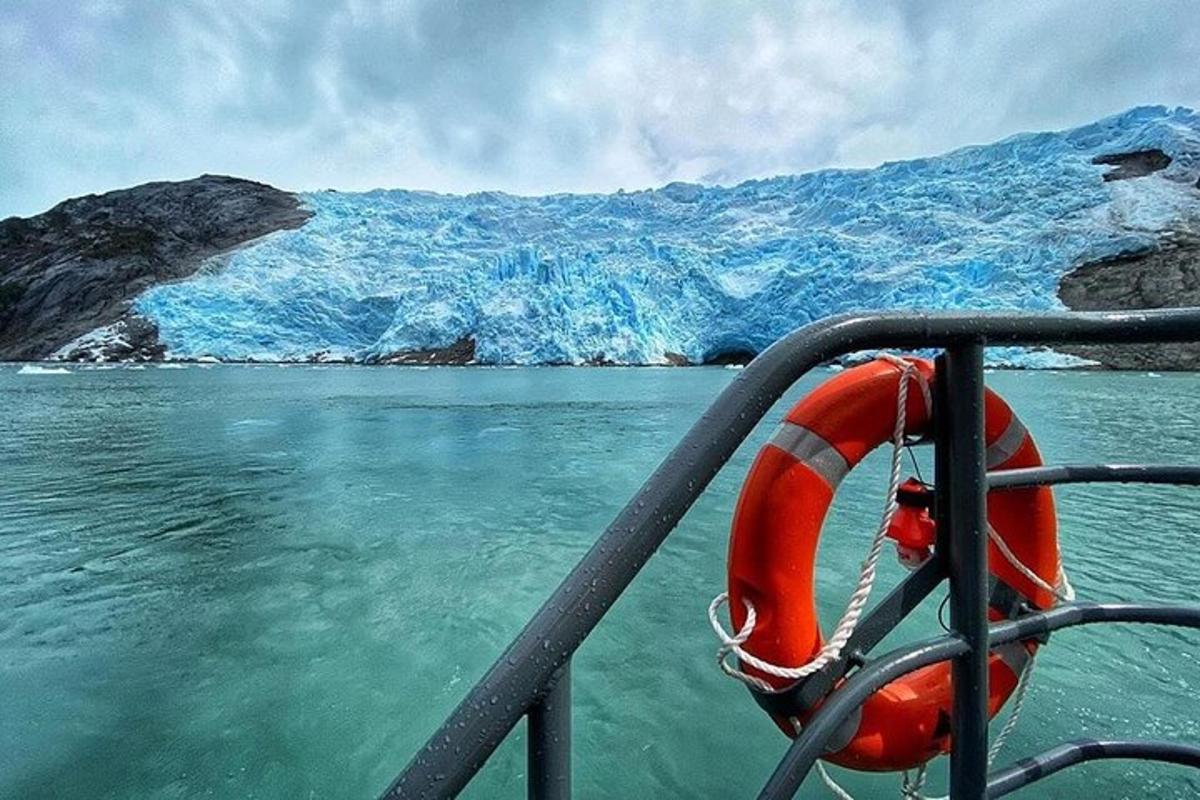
[726,357,1059,772]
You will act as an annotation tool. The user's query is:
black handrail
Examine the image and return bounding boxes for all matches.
[989,464,1200,489]
[987,739,1200,796]
[757,603,1200,799]
[383,308,1200,800]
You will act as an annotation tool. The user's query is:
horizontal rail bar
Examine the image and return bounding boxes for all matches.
[384,308,1200,799]
[988,602,1200,642]
[987,739,1200,797]
[758,602,1200,800]
[989,464,1200,490]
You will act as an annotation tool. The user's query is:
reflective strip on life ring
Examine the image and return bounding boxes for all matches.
[727,357,1059,772]
[768,423,852,488]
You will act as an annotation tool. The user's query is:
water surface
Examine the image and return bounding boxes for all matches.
[2,364,1198,798]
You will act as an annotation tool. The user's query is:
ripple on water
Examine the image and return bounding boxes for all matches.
[0,367,1197,798]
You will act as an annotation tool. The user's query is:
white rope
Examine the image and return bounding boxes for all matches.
[884,561,1071,800]
[788,718,861,800]
[708,355,927,689]
[894,648,1041,800]
[816,763,856,800]
[706,593,774,692]
[804,721,932,800]
[987,523,1075,603]
[903,765,937,800]
[988,648,1037,765]
[818,757,933,799]
[901,765,929,799]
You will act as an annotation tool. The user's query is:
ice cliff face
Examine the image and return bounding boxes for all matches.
[132,106,1200,365]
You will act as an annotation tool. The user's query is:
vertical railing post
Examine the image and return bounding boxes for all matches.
[937,343,990,800]
[527,660,571,800]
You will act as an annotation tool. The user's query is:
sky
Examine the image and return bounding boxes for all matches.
[1,0,1197,218]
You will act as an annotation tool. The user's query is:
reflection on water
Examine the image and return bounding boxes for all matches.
[1,364,1198,798]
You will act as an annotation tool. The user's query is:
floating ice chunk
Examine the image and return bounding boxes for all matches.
[18,365,71,375]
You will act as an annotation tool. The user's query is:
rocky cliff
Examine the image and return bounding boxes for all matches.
[1051,146,1200,370]
[1057,235,1200,369]
[0,175,310,361]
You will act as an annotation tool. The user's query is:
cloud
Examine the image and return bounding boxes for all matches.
[1,0,1197,217]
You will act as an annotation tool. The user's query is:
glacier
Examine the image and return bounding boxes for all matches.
[131,105,1200,366]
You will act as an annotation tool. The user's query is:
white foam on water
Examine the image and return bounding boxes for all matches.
[18,365,71,375]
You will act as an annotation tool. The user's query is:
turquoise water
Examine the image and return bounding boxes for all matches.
[1,364,1198,799]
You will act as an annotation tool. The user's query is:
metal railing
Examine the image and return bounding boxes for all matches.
[383,308,1200,799]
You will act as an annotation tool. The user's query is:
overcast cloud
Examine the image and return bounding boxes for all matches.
[1,0,1197,217]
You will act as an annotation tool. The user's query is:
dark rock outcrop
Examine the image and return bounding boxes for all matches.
[1092,149,1172,181]
[702,346,757,366]
[0,174,311,361]
[366,336,477,365]
[58,315,166,362]
[1057,235,1200,369]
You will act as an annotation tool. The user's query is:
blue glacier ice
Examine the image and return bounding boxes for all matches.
[133,106,1200,365]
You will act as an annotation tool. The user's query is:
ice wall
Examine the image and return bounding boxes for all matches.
[133,106,1200,365]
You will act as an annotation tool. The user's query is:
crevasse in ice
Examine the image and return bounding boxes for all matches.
[134,105,1200,365]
